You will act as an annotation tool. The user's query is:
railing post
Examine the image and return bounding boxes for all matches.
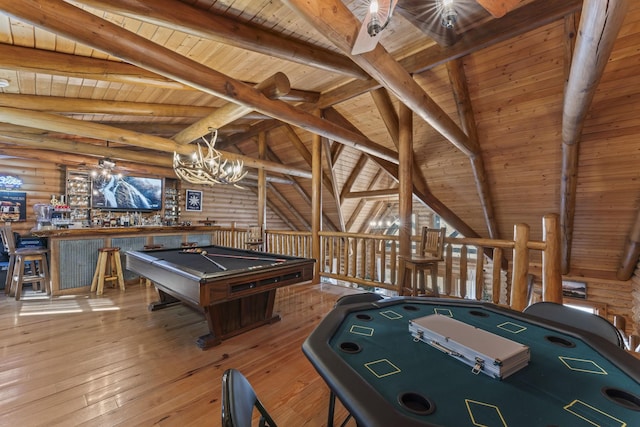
[492,247,503,304]
[542,214,563,302]
[511,223,530,311]
[475,247,484,300]
[444,244,453,296]
[460,245,468,298]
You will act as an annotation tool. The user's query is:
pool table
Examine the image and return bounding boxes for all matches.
[126,245,314,349]
[303,297,640,427]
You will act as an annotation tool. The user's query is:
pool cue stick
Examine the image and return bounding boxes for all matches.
[204,253,287,263]
[201,252,228,270]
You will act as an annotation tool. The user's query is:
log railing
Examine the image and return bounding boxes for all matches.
[265,214,562,309]
[208,215,561,309]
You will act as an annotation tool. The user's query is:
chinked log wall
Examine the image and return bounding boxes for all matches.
[0,157,289,236]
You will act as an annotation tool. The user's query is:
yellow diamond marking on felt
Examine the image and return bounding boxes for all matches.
[379,310,403,320]
[349,324,374,336]
[559,357,607,375]
[465,399,508,427]
[434,308,453,317]
[364,359,401,378]
[564,399,626,427]
[497,321,527,334]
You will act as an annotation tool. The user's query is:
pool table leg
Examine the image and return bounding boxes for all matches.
[148,289,181,311]
[196,332,221,349]
[196,292,281,349]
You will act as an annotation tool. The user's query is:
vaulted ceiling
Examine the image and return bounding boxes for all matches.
[0,0,639,281]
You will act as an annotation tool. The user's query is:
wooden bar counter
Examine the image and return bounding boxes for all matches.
[32,225,221,295]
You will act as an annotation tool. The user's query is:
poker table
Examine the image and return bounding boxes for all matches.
[303,297,640,427]
[126,244,314,349]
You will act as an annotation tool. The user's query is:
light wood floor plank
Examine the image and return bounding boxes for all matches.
[0,282,357,426]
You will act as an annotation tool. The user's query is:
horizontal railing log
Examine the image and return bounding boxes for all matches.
[209,215,562,311]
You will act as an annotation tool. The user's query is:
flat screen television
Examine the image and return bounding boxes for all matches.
[92,175,163,211]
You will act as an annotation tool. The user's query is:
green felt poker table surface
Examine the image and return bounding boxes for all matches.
[302,297,640,427]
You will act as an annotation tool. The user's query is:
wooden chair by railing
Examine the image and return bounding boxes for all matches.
[398,227,445,297]
[246,226,263,251]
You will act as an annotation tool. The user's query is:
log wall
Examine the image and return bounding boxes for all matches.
[0,156,290,235]
[0,156,64,235]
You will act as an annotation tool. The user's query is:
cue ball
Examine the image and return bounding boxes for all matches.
[202,250,207,255]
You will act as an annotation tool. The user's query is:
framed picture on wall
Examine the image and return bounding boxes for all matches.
[185,189,203,211]
[0,191,27,222]
[562,280,587,299]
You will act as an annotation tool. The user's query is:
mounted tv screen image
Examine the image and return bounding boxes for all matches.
[92,176,162,211]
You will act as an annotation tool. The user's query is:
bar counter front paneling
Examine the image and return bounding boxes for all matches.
[32,226,220,294]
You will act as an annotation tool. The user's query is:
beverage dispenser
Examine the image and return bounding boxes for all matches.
[33,203,53,230]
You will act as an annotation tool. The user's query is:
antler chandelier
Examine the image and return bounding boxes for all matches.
[173,128,247,187]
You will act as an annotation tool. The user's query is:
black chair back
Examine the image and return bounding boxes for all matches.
[523,302,624,348]
[334,292,384,308]
[222,369,277,427]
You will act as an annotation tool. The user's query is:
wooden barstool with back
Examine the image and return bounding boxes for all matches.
[398,227,446,297]
[0,223,51,300]
[246,226,264,251]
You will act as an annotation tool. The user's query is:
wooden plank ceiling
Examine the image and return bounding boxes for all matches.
[0,0,639,280]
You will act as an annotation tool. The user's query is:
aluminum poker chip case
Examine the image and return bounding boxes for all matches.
[409,314,530,379]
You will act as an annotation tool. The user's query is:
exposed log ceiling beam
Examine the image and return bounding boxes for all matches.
[283,0,475,158]
[0,143,173,177]
[330,142,345,166]
[0,0,582,156]
[316,0,582,109]
[109,124,261,140]
[0,106,311,179]
[0,43,187,89]
[322,107,478,238]
[219,120,281,149]
[0,46,319,106]
[446,58,498,239]
[321,137,345,232]
[361,200,391,234]
[370,88,399,144]
[0,93,213,117]
[2,127,292,188]
[0,130,170,168]
[395,4,459,48]
[0,1,581,161]
[267,182,312,231]
[560,0,628,274]
[345,189,398,199]
[282,124,337,199]
[477,0,529,18]
[340,154,367,203]
[352,170,385,233]
[74,0,368,80]
[405,0,583,75]
[172,72,291,144]
[230,138,337,230]
[0,1,399,164]
[369,87,432,218]
[245,185,297,230]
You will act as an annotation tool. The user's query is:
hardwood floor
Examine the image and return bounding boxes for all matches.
[0,281,357,426]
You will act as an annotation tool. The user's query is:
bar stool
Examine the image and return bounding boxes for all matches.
[0,224,51,300]
[11,248,51,300]
[246,226,263,251]
[91,247,125,295]
[398,227,445,297]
